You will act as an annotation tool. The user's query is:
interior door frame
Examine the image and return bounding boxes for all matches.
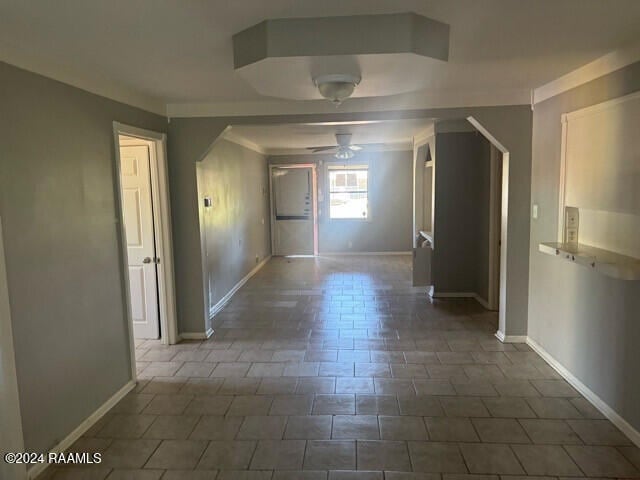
[113,123,179,378]
[269,163,319,256]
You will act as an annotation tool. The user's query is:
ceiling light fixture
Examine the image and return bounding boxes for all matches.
[314,74,361,105]
[335,147,355,160]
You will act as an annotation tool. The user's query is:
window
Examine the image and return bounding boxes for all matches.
[328,165,368,219]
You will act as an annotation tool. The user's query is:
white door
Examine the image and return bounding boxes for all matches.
[273,167,314,255]
[120,145,160,339]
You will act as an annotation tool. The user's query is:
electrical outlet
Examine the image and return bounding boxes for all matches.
[255,255,260,264]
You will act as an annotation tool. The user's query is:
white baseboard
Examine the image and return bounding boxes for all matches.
[179,327,214,341]
[28,380,136,479]
[527,336,640,448]
[209,255,271,320]
[495,330,528,343]
[430,291,491,310]
[320,251,412,256]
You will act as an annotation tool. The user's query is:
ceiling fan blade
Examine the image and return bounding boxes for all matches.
[358,143,388,149]
[307,146,336,152]
[348,145,363,151]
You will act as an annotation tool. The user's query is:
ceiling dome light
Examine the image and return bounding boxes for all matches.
[314,74,361,105]
[335,147,355,160]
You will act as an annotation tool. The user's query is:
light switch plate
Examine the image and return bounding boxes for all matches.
[532,204,539,219]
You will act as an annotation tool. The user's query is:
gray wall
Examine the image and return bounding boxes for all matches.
[528,61,640,432]
[0,62,167,453]
[269,151,413,253]
[167,105,531,337]
[197,139,271,330]
[432,132,491,300]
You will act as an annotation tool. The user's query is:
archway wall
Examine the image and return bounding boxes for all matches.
[167,106,532,336]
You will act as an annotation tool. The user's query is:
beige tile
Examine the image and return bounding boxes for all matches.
[512,444,582,476]
[145,439,207,469]
[270,394,314,415]
[250,439,306,469]
[526,397,583,419]
[197,440,257,469]
[332,415,379,439]
[397,396,443,416]
[179,377,224,396]
[189,415,243,440]
[408,442,467,473]
[142,394,193,415]
[143,414,199,439]
[304,440,356,470]
[519,419,583,444]
[425,417,479,442]
[237,415,287,439]
[482,397,536,418]
[227,395,274,415]
[297,377,336,394]
[335,377,375,394]
[257,377,299,394]
[356,395,399,415]
[312,394,355,414]
[105,470,163,480]
[285,415,332,439]
[566,445,640,477]
[459,443,524,475]
[96,414,155,439]
[472,418,530,443]
[100,439,160,468]
[379,416,428,440]
[439,397,490,417]
[184,395,232,415]
[567,419,632,445]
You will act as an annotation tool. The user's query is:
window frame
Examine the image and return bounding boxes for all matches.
[326,163,370,221]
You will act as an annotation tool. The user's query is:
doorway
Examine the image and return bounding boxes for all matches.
[270,164,318,256]
[113,124,178,354]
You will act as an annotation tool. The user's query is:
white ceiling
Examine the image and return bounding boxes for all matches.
[1,0,639,115]
[225,119,434,154]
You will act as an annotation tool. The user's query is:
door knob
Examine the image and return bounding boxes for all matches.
[143,257,152,264]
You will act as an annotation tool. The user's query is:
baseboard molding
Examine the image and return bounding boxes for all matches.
[494,330,528,343]
[320,251,412,256]
[527,336,640,448]
[180,327,214,341]
[28,380,136,479]
[209,255,271,320]
[430,291,491,310]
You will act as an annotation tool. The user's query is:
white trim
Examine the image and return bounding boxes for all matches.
[113,122,179,348]
[430,291,491,309]
[0,217,28,480]
[180,328,214,341]
[265,142,412,157]
[487,144,501,311]
[320,251,412,256]
[0,55,166,116]
[209,255,272,320]
[494,330,527,343]
[466,116,510,337]
[556,90,640,243]
[527,337,640,448]
[167,88,531,118]
[269,164,319,256]
[27,381,136,479]
[534,40,640,105]
[222,128,267,155]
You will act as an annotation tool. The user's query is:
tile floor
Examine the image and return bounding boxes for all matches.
[43,255,640,479]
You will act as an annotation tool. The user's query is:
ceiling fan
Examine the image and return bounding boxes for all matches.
[307,133,385,159]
